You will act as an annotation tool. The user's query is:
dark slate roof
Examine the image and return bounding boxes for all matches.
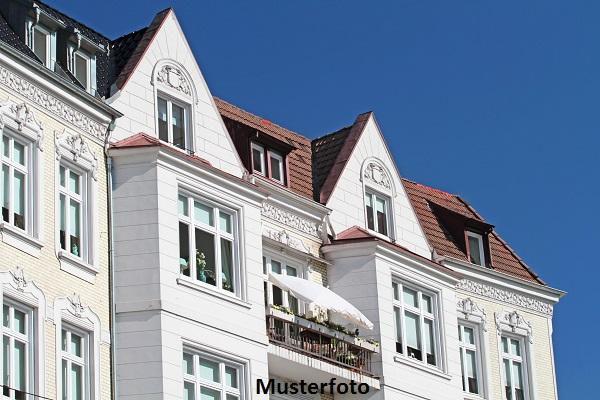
[0,12,39,61]
[109,27,147,89]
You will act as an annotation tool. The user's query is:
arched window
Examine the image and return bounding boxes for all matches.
[361,159,395,239]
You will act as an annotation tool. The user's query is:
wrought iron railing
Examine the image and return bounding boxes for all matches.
[266,314,375,376]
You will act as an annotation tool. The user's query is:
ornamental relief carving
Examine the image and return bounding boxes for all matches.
[457,279,553,316]
[55,129,99,180]
[363,162,392,191]
[0,101,44,149]
[263,227,315,256]
[261,202,320,238]
[457,297,487,330]
[156,65,192,97]
[495,310,534,343]
[0,66,106,140]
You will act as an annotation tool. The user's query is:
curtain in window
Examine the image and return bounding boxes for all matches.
[220,238,233,292]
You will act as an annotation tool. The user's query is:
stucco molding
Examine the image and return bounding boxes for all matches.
[363,161,392,191]
[495,310,534,343]
[55,128,99,180]
[156,64,192,97]
[263,227,312,255]
[456,279,553,316]
[0,100,44,149]
[261,202,319,238]
[457,297,487,330]
[0,65,106,140]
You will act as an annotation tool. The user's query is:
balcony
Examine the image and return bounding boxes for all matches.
[266,307,379,378]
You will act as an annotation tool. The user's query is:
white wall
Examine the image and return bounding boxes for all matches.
[325,116,430,258]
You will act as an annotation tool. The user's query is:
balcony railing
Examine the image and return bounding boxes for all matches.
[266,314,376,376]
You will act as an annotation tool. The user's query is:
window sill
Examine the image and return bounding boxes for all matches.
[0,222,43,257]
[177,276,251,309]
[393,355,452,380]
[58,250,98,283]
[464,394,487,400]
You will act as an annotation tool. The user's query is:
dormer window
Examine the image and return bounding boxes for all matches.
[251,142,286,185]
[73,50,90,91]
[466,231,485,266]
[365,191,389,236]
[67,39,97,95]
[25,20,55,69]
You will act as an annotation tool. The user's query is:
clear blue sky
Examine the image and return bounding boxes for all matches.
[50,1,594,397]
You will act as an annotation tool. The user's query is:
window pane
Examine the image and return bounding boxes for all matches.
[69,199,81,256]
[75,54,88,89]
[511,339,521,357]
[171,103,186,149]
[403,287,419,308]
[514,362,524,397]
[14,340,25,391]
[463,326,474,345]
[199,358,220,382]
[69,171,80,195]
[404,311,421,359]
[194,201,214,226]
[13,171,25,229]
[2,136,9,157]
[62,359,67,400]
[392,282,399,301]
[365,194,374,230]
[59,166,66,187]
[424,319,436,366]
[219,211,232,234]
[460,350,465,391]
[182,353,194,375]
[393,306,402,352]
[503,359,512,399]
[70,332,82,357]
[158,97,168,142]
[33,29,48,64]
[225,366,238,388]
[226,395,238,400]
[179,222,190,276]
[200,387,220,400]
[502,336,509,354]
[465,350,479,394]
[221,238,234,292]
[1,165,8,223]
[179,195,189,216]
[270,153,282,182]
[271,260,282,274]
[71,363,82,400]
[252,146,264,174]
[468,235,483,266]
[272,286,283,306]
[422,294,432,314]
[13,309,25,334]
[13,141,25,166]
[286,266,297,277]
[62,329,67,352]
[184,381,195,400]
[195,229,216,286]
[60,194,67,250]
[375,196,388,235]
[2,305,8,328]
[2,336,8,395]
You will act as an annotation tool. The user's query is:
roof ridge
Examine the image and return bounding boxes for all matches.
[402,177,458,198]
[111,26,147,44]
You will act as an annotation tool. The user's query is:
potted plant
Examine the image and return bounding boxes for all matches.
[196,250,207,282]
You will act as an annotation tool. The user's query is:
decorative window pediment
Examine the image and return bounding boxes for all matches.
[495,310,533,343]
[0,101,44,149]
[457,297,487,329]
[156,65,192,97]
[362,161,393,193]
[55,129,98,180]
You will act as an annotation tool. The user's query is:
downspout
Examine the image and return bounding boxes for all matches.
[103,118,117,400]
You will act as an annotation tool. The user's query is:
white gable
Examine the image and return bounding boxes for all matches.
[325,115,431,258]
[106,11,244,177]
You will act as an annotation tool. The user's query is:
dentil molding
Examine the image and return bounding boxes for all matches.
[0,65,106,140]
[261,202,320,238]
[456,279,553,316]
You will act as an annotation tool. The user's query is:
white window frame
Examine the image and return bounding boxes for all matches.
[458,321,487,398]
[262,253,304,315]
[30,24,51,67]
[267,149,284,184]
[178,192,240,296]
[466,231,485,266]
[1,133,30,233]
[392,279,442,370]
[1,299,33,400]
[500,334,530,400]
[250,142,265,176]
[60,324,90,400]
[58,163,88,262]
[365,190,391,237]
[156,93,191,151]
[183,349,244,400]
[73,50,91,92]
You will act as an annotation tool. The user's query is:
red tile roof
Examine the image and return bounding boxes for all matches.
[402,178,544,284]
[214,97,314,199]
[312,112,371,204]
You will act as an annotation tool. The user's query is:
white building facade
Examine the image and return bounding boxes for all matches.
[0,2,564,400]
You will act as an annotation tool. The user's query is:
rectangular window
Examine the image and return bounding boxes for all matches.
[392,280,440,368]
[251,143,265,175]
[32,26,50,67]
[59,165,86,259]
[263,256,300,314]
[2,301,32,400]
[61,326,89,400]
[183,351,243,400]
[0,134,28,231]
[501,336,527,400]
[268,150,284,184]
[467,231,485,266]
[459,323,484,395]
[178,194,238,294]
[365,191,389,236]
[73,51,90,91]
[157,95,189,151]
